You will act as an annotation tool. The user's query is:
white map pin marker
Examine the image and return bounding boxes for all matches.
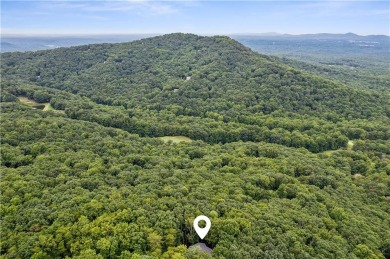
[193,215,211,239]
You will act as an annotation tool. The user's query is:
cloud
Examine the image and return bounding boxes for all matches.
[84,1,178,15]
[41,0,179,15]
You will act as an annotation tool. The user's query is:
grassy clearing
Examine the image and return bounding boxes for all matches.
[159,136,193,143]
[18,96,62,113]
[43,103,55,111]
[322,150,336,155]
[18,96,38,106]
[321,140,355,155]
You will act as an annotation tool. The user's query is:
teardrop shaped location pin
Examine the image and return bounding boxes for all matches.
[193,215,211,239]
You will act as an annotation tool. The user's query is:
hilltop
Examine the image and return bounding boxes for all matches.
[2,33,388,119]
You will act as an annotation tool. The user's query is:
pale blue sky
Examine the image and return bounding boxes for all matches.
[1,1,389,35]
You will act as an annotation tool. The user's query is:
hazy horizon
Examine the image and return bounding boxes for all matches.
[2,31,389,38]
[2,1,389,36]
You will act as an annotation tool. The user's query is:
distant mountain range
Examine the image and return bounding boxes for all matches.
[230,32,389,41]
[1,33,388,52]
[0,34,159,52]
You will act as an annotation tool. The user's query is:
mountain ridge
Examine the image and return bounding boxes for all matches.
[230,32,390,39]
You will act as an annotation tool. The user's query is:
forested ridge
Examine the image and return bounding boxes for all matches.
[1,33,389,258]
[2,34,389,120]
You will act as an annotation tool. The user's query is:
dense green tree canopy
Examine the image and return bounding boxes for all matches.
[1,34,389,258]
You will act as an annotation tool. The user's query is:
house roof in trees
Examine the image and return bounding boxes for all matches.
[189,242,213,254]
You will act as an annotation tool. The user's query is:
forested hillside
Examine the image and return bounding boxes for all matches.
[1,33,389,258]
[2,34,389,119]
[233,34,390,92]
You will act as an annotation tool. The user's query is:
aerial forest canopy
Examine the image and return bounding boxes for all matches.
[1,33,389,258]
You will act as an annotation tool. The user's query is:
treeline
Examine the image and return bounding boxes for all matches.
[3,82,390,154]
[0,84,358,153]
